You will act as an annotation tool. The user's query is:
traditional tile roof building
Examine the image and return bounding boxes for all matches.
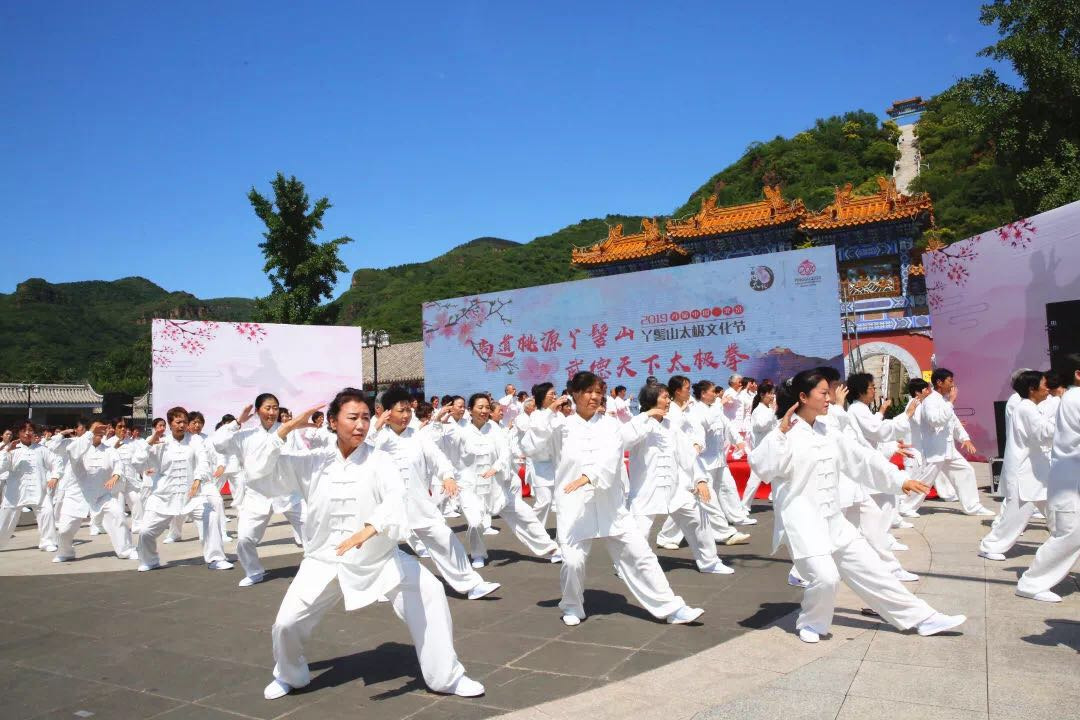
[362,341,425,391]
[570,177,936,396]
[0,383,104,428]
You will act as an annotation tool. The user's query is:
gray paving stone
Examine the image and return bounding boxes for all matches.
[847,659,987,712]
[27,687,182,720]
[768,656,863,695]
[694,686,845,720]
[836,695,987,720]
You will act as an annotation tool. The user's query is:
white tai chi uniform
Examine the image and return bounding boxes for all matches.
[212,420,304,582]
[0,441,61,550]
[132,433,227,568]
[621,412,724,572]
[110,437,149,533]
[370,425,488,595]
[979,397,1055,556]
[750,419,935,636]
[845,401,911,547]
[514,409,555,527]
[743,401,778,507]
[917,391,988,514]
[487,422,560,559]
[690,400,753,524]
[51,433,135,560]
[265,436,469,694]
[656,401,739,546]
[1017,386,1080,596]
[523,410,691,622]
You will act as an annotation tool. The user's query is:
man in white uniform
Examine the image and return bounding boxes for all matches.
[0,421,61,552]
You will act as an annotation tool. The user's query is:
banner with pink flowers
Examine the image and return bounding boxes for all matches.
[422,245,843,398]
[151,320,364,426]
[924,200,1080,454]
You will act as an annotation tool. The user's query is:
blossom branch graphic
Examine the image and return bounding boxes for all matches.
[422,296,516,374]
[925,217,1038,310]
[152,320,267,368]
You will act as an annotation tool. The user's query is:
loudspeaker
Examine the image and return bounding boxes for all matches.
[1047,299,1080,368]
[102,392,134,421]
[992,400,1007,459]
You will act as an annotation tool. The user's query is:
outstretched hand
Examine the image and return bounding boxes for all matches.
[901,478,932,496]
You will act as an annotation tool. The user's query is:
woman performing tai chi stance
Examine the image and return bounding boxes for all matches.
[750,369,967,643]
[260,389,484,700]
[523,371,704,627]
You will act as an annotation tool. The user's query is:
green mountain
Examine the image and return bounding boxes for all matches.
[0,277,256,395]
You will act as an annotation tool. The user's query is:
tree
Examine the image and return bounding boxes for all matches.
[249,173,353,324]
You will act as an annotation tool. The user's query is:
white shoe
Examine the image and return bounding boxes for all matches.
[978,550,1006,561]
[1032,510,1046,520]
[444,511,461,518]
[471,557,485,569]
[137,561,161,572]
[798,627,820,643]
[656,541,680,550]
[893,569,920,582]
[52,555,75,563]
[549,552,563,564]
[917,612,967,636]
[890,541,909,551]
[416,546,430,558]
[43,544,58,553]
[89,527,102,536]
[667,606,704,624]
[482,527,500,536]
[467,581,500,600]
[121,549,140,560]
[238,573,265,587]
[208,560,234,570]
[734,517,758,526]
[561,614,582,626]
[788,571,809,588]
[162,536,177,544]
[894,520,914,529]
[899,510,919,519]
[450,676,485,698]
[724,532,751,546]
[1016,588,1062,603]
[969,507,996,517]
[376,595,390,603]
[702,562,735,575]
[263,679,292,700]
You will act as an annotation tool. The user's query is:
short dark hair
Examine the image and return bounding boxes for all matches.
[614,385,627,394]
[930,368,953,387]
[1012,370,1044,399]
[532,382,554,408]
[667,375,691,396]
[254,393,280,410]
[467,393,490,410]
[1044,370,1063,391]
[908,378,929,397]
[752,380,776,412]
[776,369,831,418]
[440,394,454,406]
[381,385,413,411]
[166,406,189,422]
[188,411,205,425]
[311,410,324,422]
[692,379,716,400]
[415,402,434,421]
[639,383,669,412]
[328,387,372,419]
[1052,353,1080,387]
[815,365,841,383]
[569,371,602,394]
[846,373,874,400]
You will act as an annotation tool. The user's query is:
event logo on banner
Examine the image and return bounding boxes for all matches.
[422,246,843,398]
[151,320,364,426]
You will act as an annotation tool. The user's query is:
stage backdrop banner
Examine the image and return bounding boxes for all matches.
[422,245,843,398]
[151,320,363,425]
[924,200,1080,455]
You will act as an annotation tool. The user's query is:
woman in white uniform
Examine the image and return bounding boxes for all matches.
[1016,354,1080,602]
[212,393,305,587]
[742,380,778,508]
[979,370,1056,560]
[523,370,704,627]
[514,382,558,527]
[622,383,732,574]
[750,368,966,643]
[257,389,484,701]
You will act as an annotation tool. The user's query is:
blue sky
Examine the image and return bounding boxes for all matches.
[2,1,1019,300]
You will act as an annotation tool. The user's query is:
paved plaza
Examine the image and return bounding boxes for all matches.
[1,464,1077,720]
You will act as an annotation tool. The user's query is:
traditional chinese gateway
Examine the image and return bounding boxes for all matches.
[570,176,934,401]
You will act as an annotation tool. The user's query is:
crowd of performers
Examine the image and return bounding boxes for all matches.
[2,353,1078,700]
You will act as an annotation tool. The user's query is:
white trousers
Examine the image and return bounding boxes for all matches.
[559,528,685,621]
[120,486,146,533]
[531,485,554,528]
[741,469,766,509]
[793,536,934,635]
[905,457,980,514]
[271,555,466,692]
[57,498,133,559]
[412,521,484,594]
[842,499,902,574]
[458,487,492,560]
[1017,508,1080,596]
[138,500,226,566]
[980,496,1046,556]
[237,504,303,579]
[656,474,736,546]
[496,488,558,559]
[0,498,58,550]
[715,467,752,523]
[89,505,105,532]
[636,504,720,571]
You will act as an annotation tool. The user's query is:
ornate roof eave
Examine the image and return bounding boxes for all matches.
[571,218,688,267]
[666,185,807,239]
[800,177,933,234]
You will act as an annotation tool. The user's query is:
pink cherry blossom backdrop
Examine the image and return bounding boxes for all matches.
[924,200,1080,455]
[151,320,364,425]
